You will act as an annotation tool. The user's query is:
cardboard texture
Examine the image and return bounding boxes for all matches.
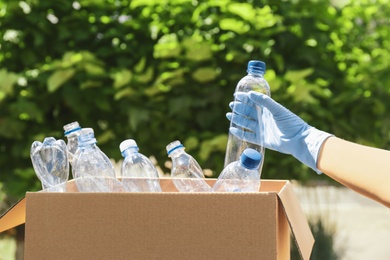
[0,179,314,260]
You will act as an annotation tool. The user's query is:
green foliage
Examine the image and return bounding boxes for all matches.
[1,0,390,198]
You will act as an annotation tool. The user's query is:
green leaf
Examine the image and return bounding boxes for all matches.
[184,41,213,61]
[130,0,160,9]
[253,5,280,29]
[219,18,250,34]
[285,68,314,82]
[192,67,218,83]
[134,57,146,73]
[153,34,181,58]
[47,68,75,92]
[0,69,19,98]
[264,70,282,92]
[84,63,105,75]
[184,136,199,152]
[227,3,256,21]
[136,66,154,84]
[114,88,136,100]
[112,69,133,89]
[199,135,228,161]
[80,80,102,89]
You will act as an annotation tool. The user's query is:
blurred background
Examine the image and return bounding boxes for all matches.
[1,0,390,259]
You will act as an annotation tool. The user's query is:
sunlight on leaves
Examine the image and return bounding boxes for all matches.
[153,34,181,58]
[0,69,18,98]
[192,67,218,83]
[112,69,133,89]
[219,18,250,34]
[47,68,75,92]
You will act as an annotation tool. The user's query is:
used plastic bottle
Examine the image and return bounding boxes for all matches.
[214,148,262,192]
[30,137,69,192]
[63,121,82,177]
[119,139,162,192]
[166,140,213,192]
[73,128,123,192]
[224,60,271,174]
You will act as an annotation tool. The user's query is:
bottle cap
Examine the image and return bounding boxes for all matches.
[240,148,262,170]
[166,140,184,155]
[119,139,138,153]
[247,60,266,74]
[63,121,81,136]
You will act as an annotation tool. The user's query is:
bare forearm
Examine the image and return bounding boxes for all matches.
[317,137,390,207]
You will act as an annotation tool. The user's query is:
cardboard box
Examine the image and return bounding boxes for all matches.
[0,179,313,259]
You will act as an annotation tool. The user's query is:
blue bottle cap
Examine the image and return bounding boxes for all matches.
[240,148,262,170]
[247,60,266,74]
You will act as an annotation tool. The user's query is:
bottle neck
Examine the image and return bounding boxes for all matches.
[65,131,81,139]
[78,139,97,149]
[64,126,81,137]
[168,148,185,158]
[247,70,264,77]
[122,147,139,158]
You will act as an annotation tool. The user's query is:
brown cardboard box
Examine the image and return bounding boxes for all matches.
[0,179,313,260]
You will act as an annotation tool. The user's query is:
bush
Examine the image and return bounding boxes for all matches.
[1,0,390,198]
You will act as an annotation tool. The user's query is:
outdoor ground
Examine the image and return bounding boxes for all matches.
[294,183,390,259]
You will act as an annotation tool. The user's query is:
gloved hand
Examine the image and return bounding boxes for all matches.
[227,91,333,173]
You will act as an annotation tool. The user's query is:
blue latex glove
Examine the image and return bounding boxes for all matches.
[227,91,333,173]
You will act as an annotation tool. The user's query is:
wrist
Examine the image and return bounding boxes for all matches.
[293,127,333,174]
[306,128,334,174]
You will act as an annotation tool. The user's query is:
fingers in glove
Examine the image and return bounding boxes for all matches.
[229,127,259,145]
[226,112,258,132]
[248,91,287,117]
[233,92,252,103]
[229,101,258,119]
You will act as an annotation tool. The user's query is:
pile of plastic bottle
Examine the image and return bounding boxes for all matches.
[30,123,261,193]
[30,60,270,193]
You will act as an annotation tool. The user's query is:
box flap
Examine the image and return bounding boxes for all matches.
[278,181,314,260]
[0,197,26,233]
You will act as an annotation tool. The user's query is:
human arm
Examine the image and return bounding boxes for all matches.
[228,91,390,207]
[318,137,390,208]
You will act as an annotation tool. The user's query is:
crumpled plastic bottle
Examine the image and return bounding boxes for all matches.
[63,121,82,178]
[73,128,123,192]
[166,140,213,192]
[30,137,69,192]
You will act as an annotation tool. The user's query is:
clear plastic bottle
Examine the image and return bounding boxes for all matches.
[224,60,271,174]
[73,128,123,192]
[214,148,262,192]
[166,140,213,192]
[119,139,162,192]
[30,137,69,192]
[63,121,82,177]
